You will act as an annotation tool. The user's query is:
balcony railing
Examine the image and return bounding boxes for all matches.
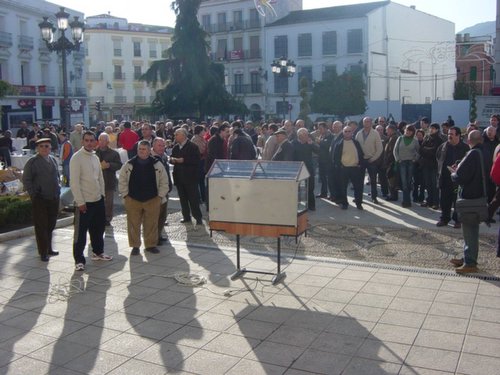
[231,84,262,95]
[202,18,262,33]
[210,48,261,62]
[114,96,127,104]
[114,49,122,57]
[18,35,34,50]
[39,86,56,96]
[134,96,146,104]
[89,96,105,104]
[87,72,103,81]
[113,72,126,80]
[0,31,12,48]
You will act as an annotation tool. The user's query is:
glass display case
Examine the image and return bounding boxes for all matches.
[207,160,309,227]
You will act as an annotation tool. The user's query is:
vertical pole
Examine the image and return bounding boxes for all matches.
[277,236,281,274]
[61,40,70,130]
[236,234,240,270]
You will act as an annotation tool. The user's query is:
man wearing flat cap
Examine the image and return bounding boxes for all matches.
[271,128,293,161]
[22,138,61,262]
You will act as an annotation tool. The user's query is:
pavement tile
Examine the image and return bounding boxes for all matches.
[378,309,426,328]
[413,329,465,351]
[175,348,240,374]
[91,311,146,332]
[397,286,438,301]
[267,325,322,348]
[370,323,419,345]
[62,348,129,374]
[388,297,432,314]
[99,332,156,357]
[428,301,473,319]
[290,347,351,374]
[245,341,306,368]
[225,358,286,375]
[0,348,22,368]
[355,338,411,363]
[457,352,500,375]
[283,308,337,331]
[474,294,500,309]
[62,324,122,347]
[476,281,500,296]
[135,341,196,368]
[0,356,52,375]
[339,304,386,322]
[467,319,500,339]
[122,300,170,318]
[125,318,182,340]
[440,279,479,294]
[337,269,375,282]
[325,317,375,337]
[187,311,237,331]
[310,331,364,355]
[325,278,367,292]
[399,365,454,374]
[106,358,167,375]
[342,357,402,375]
[29,340,92,366]
[163,325,220,348]
[153,305,201,325]
[202,332,260,357]
[312,288,356,304]
[471,305,500,323]
[434,290,476,306]
[369,272,408,285]
[225,318,280,340]
[290,274,332,288]
[405,346,460,372]
[422,315,469,334]
[463,335,500,357]
[360,282,402,297]
[349,292,394,309]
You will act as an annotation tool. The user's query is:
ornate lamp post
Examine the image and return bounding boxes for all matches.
[39,7,84,130]
[271,57,296,120]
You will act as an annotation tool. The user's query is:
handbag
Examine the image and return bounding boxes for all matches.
[455,149,489,224]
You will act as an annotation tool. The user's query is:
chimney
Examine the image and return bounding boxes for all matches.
[410,5,416,10]
[464,33,470,42]
[456,34,463,43]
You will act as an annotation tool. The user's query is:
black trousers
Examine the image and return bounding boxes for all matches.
[32,196,59,257]
[176,182,202,222]
[318,162,329,196]
[73,198,105,264]
[439,184,458,223]
[361,161,378,199]
[338,166,364,205]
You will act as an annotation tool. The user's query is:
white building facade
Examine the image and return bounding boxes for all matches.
[84,15,173,122]
[199,0,456,121]
[0,0,86,130]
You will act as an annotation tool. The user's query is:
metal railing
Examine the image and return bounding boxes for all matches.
[230,84,262,95]
[0,31,12,47]
[87,72,103,81]
[18,35,34,50]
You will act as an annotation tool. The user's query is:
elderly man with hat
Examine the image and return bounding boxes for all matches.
[22,138,61,262]
[271,128,294,161]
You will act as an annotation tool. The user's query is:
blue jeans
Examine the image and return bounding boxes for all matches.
[399,160,414,205]
[462,221,479,266]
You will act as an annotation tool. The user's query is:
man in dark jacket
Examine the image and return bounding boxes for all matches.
[293,128,319,211]
[96,133,122,226]
[450,130,485,273]
[271,128,293,161]
[419,123,443,209]
[170,128,203,225]
[22,138,60,262]
[229,128,256,160]
[436,126,469,228]
[331,126,365,210]
[316,122,334,198]
[152,137,173,244]
[383,124,400,201]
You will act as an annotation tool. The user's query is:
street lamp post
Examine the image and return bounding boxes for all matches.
[39,7,84,130]
[271,56,296,120]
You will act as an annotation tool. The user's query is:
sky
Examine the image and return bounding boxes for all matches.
[54,0,495,33]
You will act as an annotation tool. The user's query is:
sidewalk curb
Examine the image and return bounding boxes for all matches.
[0,216,74,243]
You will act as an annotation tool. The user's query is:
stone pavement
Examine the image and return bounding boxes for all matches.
[0,191,499,374]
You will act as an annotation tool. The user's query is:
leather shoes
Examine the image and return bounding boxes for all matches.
[356,204,364,210]
[131,247,140,256]
[40,255,49,262]
[316,194,327,198]
[372,198,379,204]
[453,222,462,229]
[450,258,464,267]
[48,250,59,256]
[196,219,203,225]
[180,219,192,223]
[145,247,160,254]
[455,264,478,274]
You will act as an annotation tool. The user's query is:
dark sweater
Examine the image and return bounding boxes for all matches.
[128,157,158,201]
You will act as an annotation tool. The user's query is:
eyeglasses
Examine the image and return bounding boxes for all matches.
[38,144,50,148]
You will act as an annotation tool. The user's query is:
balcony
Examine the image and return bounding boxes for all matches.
[231,84,262,95]
[113,72,126,80]
[114,49,122,57]
[204,18,262,34]
[87,72,103,81]
[210,48,262,62]
[246,18,261,29]
[0,31,13,48]
[13,85,37,96]
[38,86,56,96]
[89,96,105,103]
[74,87,87,96]
[18,35,34,51]
[114,96,127,104]
[134,96,146,104]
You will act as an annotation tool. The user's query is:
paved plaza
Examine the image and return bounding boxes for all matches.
[0,193,499,374]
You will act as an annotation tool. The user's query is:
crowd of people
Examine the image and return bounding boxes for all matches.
[11,113,500,273]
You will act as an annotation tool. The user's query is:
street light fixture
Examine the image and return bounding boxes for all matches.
[271,56,296,120]
[39,7,84,130]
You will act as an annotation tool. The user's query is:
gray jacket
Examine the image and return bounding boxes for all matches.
[23,154,60,199]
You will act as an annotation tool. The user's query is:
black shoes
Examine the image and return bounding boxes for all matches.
[180,218,192,223]
[356,204,364,210]
[131,247,140,256]
[145,247,160,254]
[372,198,379,204]
[48,250,59,256]
[40,255,49,262]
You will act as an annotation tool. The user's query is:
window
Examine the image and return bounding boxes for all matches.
[276,101,288,118]
[323,65,337,80]
[298,33,312,57]
[322,31,337,55]
[41,63,49,84]
[0,61,3,80]
[114,65,124,80]
[20,62,29,85]
[133,41,141,57]
[134,66,142,80]
[233,37,243,51]
[234,73,244,94]
[149,43,157,58]
[217,12,226,32]
[249,9,260,28]
[274,75,288,94]
[250,71,261,93]
[160,42,169,58]
[113,40,122,57]
[233,10,243,29]
[202,14,211,32]
[347,29,362,53]
[249,35,260,58]
[470,66,477,81]
[274,35,288,58]
[216,39,227,60]
[298,66,313,90]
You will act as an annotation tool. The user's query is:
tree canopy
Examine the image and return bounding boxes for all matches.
[140,0,247,118]
[310,70,367,119]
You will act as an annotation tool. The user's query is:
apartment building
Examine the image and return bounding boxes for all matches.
[0,0,86,130]
[199,0,456,120]
[84,14,173,122]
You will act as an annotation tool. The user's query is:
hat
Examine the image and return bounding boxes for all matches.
[35,138,51,145]
[274,128,287,135]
